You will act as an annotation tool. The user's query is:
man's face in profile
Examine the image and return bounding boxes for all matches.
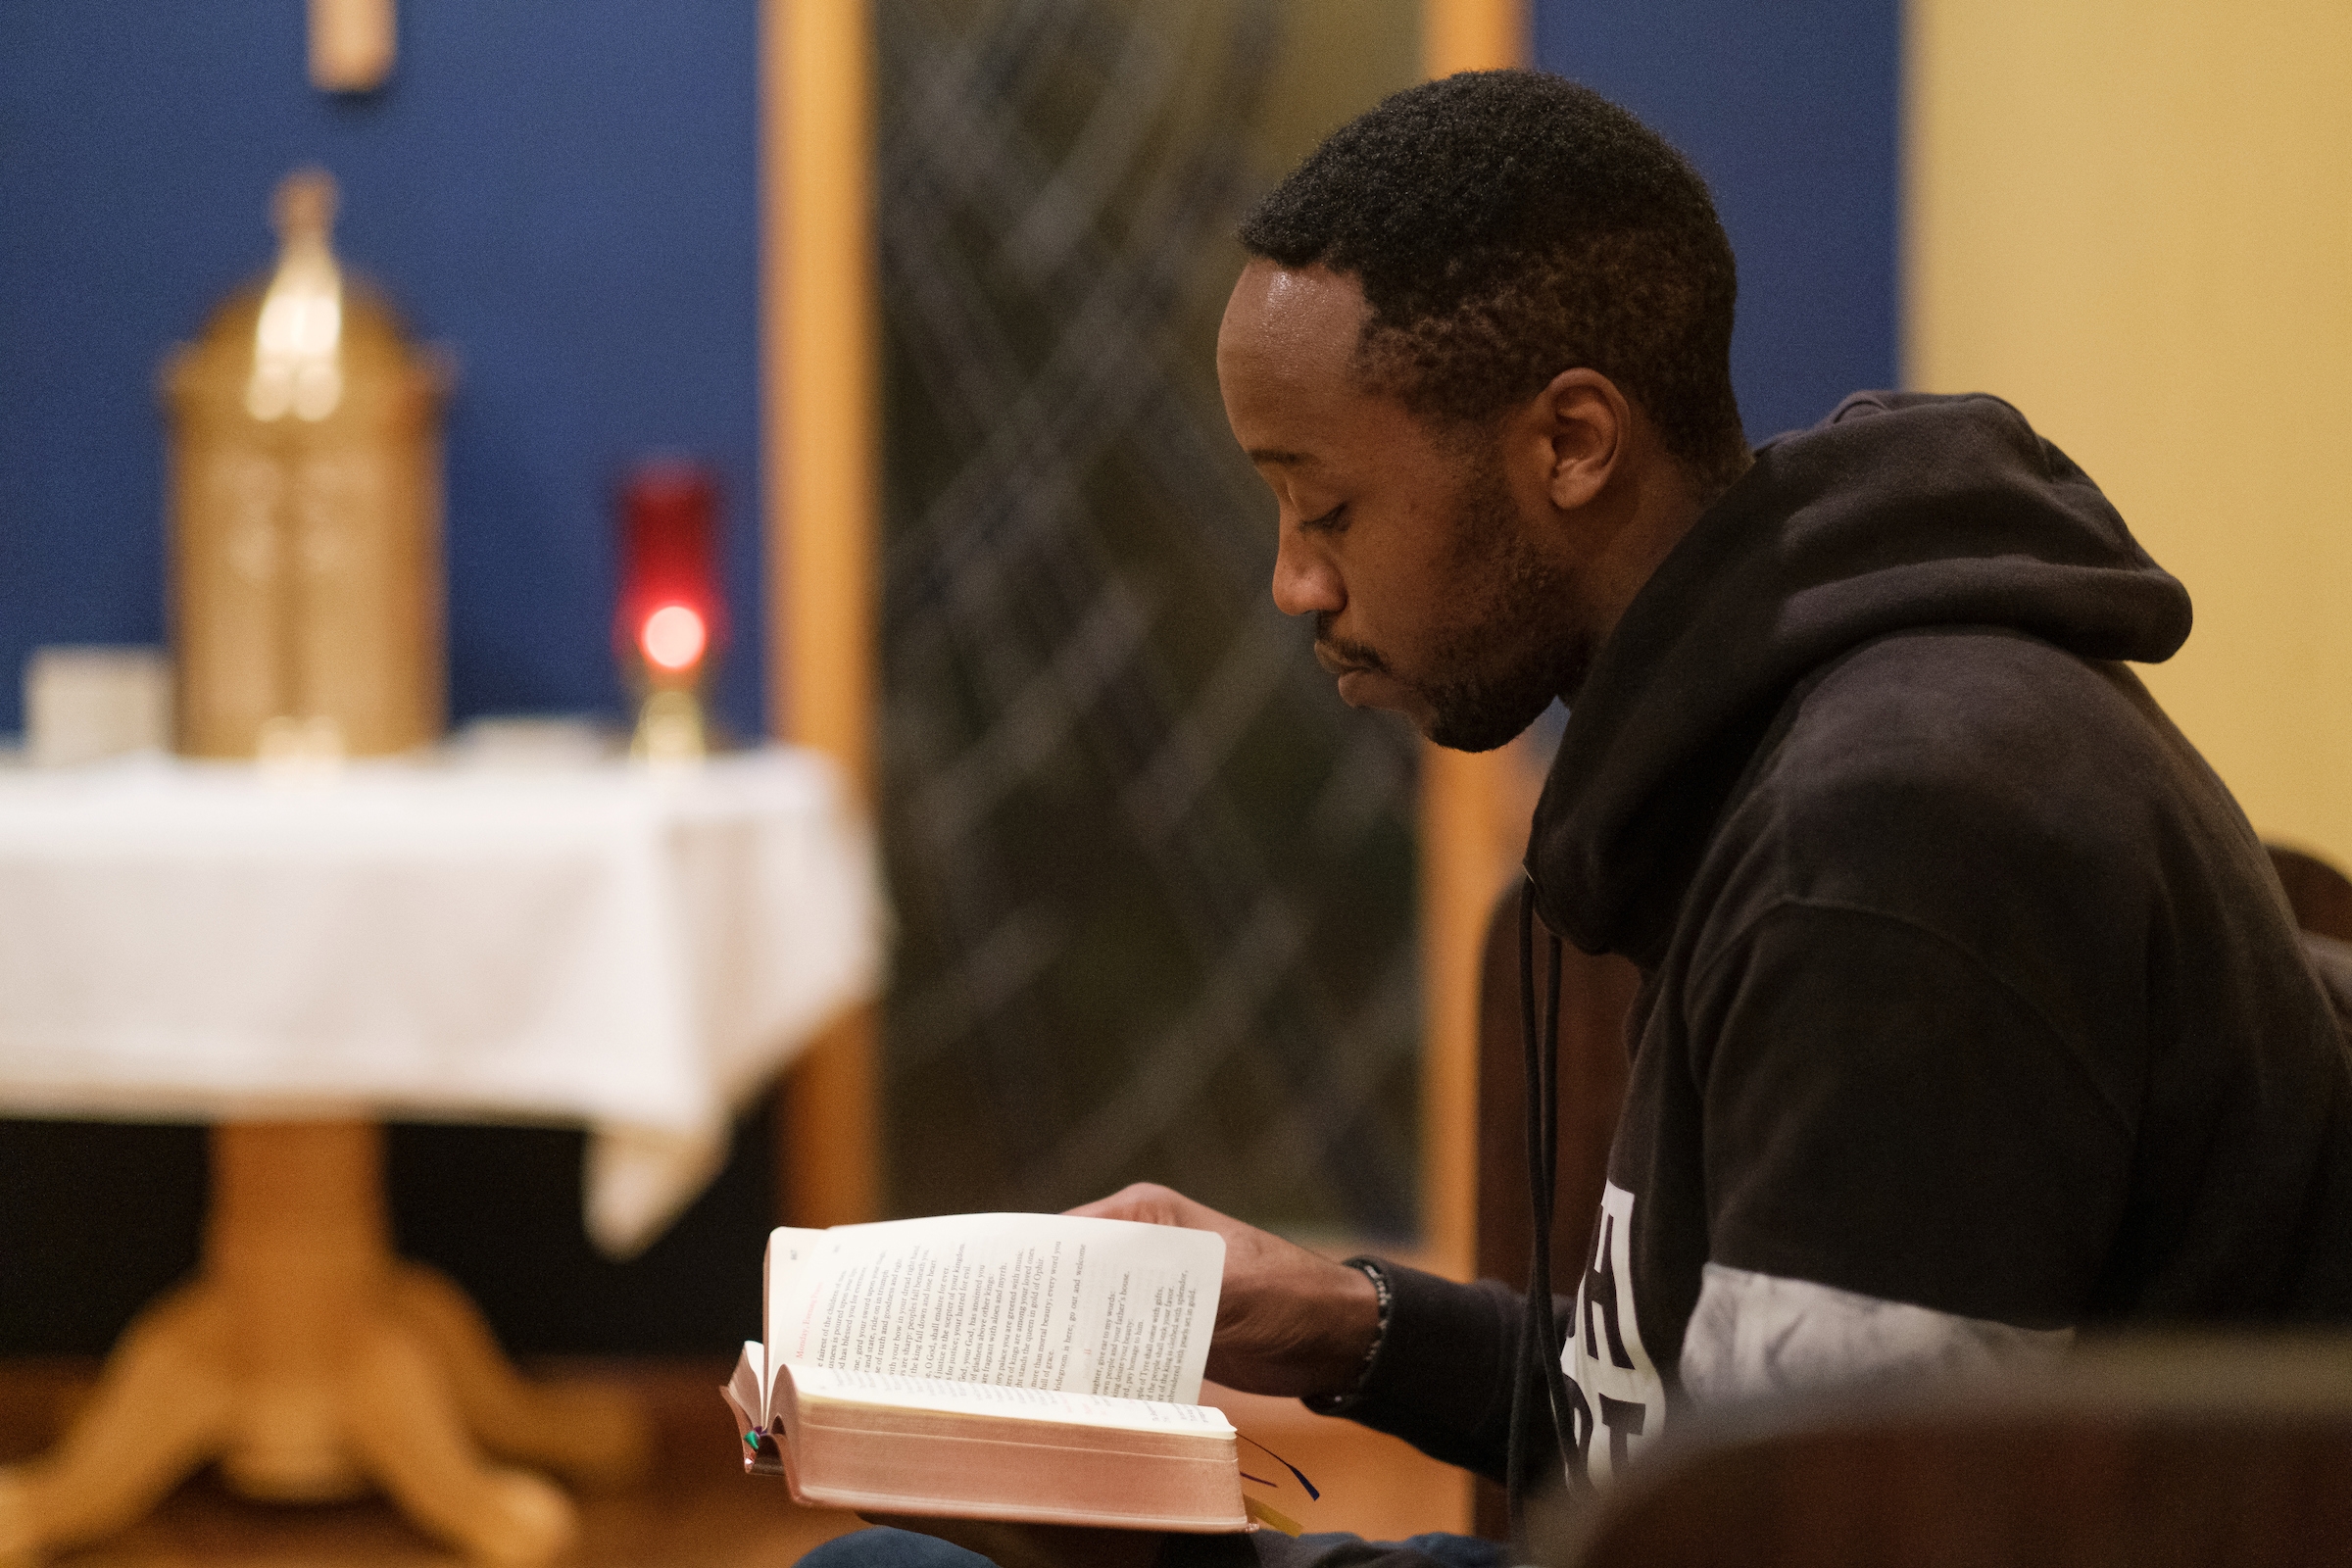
[1216,260,1571,753]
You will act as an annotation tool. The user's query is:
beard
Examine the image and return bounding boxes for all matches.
[1317,452,1584,753]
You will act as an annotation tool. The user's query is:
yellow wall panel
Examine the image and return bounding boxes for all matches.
[1908,0,2352,867]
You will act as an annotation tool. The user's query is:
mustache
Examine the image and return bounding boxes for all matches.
[1313,615,1390,675]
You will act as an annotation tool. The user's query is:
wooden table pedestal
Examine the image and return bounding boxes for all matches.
[0,1121,650,1564]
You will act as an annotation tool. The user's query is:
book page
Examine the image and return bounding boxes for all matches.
[785,1363,1236,1436]
[724,1341,764,1435]
[764,1213,1224,1408]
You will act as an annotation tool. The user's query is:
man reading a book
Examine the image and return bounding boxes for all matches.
[809,67,2352,1568]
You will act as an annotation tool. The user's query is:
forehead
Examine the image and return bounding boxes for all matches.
[1219,261,1363,363]
[1217,262,1393,463]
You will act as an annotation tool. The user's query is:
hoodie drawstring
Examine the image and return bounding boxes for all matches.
[1511,874,1587,1507]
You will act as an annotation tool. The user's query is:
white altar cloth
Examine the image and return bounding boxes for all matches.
[0,747,885,1256]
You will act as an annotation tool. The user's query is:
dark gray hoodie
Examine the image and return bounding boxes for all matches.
[1210,391,2352,1568]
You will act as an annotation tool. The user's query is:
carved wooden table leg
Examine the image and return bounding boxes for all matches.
[0,1120,650,1566]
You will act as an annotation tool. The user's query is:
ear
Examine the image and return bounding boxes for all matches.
[1533,368,1631,512]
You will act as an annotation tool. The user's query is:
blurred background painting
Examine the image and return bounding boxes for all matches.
[869,0,1427,1236]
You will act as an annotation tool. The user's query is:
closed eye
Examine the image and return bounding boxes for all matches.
[1298,502,1347,535]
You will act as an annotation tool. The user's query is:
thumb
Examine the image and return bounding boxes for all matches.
[1063,1182,1198,1227]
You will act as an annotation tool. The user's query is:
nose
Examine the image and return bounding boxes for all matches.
[1271,524,1343,619]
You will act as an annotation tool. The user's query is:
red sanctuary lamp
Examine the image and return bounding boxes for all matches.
[616,462,724,762]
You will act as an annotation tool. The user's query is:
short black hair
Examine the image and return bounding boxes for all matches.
[1239,70,1745,487]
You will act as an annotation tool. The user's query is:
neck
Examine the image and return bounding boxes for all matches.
[1595,458,1719,640]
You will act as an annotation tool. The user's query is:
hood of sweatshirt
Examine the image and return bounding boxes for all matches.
[1524,390,2194,962]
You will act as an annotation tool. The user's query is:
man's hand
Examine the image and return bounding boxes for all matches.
[1068,1183,1380,1398]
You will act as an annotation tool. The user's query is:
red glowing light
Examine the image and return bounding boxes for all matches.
[640,605,708,671]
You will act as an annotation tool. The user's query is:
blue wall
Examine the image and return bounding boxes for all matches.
[0,1,762,738]
[1535,0,1901,444]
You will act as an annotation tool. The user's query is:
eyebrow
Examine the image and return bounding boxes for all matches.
[1244,447,1316,467]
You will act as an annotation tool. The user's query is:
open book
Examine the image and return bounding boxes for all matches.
[722,1212,1250,1532]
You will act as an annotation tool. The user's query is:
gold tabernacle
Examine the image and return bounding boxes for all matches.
[161,167,451,760]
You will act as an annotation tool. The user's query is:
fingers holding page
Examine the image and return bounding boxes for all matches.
[1067,1184,1380,1398]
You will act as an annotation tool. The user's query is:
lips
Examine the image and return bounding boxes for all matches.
[1317,644,1383,681]
[1313,642,1367,678]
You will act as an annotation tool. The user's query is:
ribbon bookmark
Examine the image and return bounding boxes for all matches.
[1239,1434,1320,1501]
[1244,1495,1303,1537]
